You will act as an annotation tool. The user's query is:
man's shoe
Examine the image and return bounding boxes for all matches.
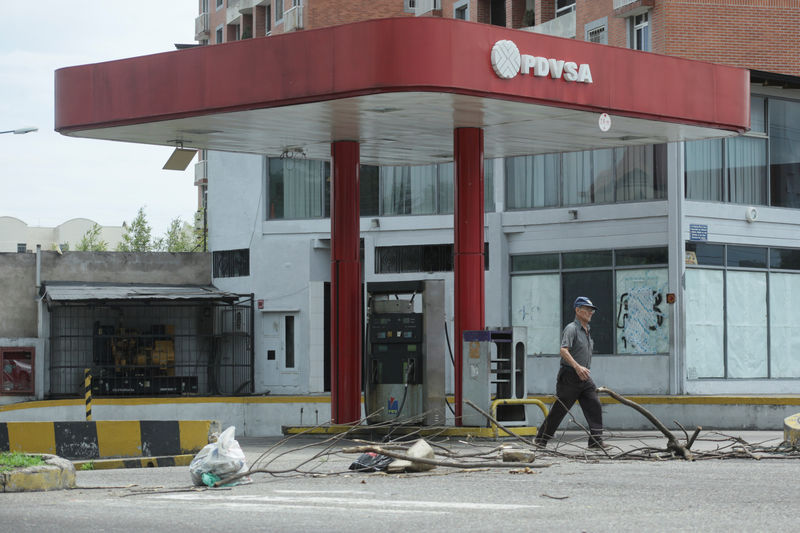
[588,441,609,450]
[533,439,547,448]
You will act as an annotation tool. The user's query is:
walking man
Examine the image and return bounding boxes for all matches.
[535,296,605,449]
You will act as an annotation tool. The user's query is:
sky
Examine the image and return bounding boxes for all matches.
[0,1,200,238]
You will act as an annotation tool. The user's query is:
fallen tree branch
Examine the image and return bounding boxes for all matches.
[340,444,550,470]
[596,387,694,461]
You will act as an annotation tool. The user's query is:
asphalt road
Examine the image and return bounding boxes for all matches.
[2,431,798,533]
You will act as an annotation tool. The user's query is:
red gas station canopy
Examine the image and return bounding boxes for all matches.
[53,17,751,425]
[55,17,749,165]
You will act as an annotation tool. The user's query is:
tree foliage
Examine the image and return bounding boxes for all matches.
[72,207,202,253]
[157,217,196,252]
[116,207,154,252]
[75,223,108,251]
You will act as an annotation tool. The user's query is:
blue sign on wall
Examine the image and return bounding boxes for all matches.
[689,224,708,241]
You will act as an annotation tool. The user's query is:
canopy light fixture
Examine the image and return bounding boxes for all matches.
[163,140,197,171]
[280,146,307,160]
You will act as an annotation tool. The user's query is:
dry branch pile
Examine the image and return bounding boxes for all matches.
[212,388,799,486]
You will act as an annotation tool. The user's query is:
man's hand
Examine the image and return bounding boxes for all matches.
[573,364,591,381]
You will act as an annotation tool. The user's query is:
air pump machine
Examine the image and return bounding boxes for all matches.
[365,280,446,426]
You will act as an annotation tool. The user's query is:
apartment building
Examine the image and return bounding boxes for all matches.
[188,1,798,410]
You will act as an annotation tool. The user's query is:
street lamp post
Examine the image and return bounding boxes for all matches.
[0,127,38,135]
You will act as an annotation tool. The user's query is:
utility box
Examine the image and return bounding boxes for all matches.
[462,327,527,427]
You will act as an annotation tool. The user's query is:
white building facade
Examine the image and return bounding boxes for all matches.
[205,82,800,399]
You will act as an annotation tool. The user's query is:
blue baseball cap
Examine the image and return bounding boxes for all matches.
[574,296,597,310]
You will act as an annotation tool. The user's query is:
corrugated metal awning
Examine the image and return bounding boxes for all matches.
[41,282,243,305]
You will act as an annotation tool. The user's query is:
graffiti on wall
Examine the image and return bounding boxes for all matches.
[615,269,669,354]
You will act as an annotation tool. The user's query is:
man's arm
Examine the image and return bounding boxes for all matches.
[560,346,590,381]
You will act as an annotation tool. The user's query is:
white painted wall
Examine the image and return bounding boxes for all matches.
[203,131,800,404]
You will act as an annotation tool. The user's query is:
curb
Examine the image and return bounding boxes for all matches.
[73,454,194,470]
[1,454,76,493]
[784,413,800,445]
[0,420,217,459]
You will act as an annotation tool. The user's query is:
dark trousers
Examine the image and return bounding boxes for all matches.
[536,366,604,447]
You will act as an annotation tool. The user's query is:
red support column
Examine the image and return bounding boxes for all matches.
[453,127,485,426]
[330,140,362,424]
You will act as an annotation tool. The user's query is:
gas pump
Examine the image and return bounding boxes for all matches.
[365,280,445,426]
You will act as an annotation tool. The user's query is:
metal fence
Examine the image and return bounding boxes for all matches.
[48,296,253,398]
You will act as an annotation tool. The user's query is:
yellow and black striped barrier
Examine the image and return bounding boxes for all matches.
[0,420,217,460]
[84,368,92,421]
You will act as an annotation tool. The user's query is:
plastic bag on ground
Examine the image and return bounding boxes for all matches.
[189,426,251,486]
[348,451,393,472]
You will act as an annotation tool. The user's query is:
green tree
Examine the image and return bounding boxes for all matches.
[158,217,196,252]
[116,207,154,252]
[75,223,108,251]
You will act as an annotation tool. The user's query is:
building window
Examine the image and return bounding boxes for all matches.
[375,243,489,273]
[216,0,223,10]
[379,165,438,215]
[1,347,34,394]
[266,4,272,33]
[267,158,494,220]
[215,25,223,44]
[213,249,250,278]
[585,18,608,45]
[511,247,669,356]
[556,0,576,17]
[267,158,330,219]
[506,145,667,210]
[275,0,284,22]
[685,95,794,207]
[587,27,605,44]
[454,0,469,20]
[769,98,800,208]
[630,12,650,51]
[17,243,26,253]
[685,242,800,379]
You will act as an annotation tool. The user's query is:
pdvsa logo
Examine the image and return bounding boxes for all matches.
[490,40,593,83]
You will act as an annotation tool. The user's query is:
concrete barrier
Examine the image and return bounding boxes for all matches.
[0,420,218,459]
[0,454,76,493]
[784,413,800,445]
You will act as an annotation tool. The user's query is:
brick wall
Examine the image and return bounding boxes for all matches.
[572,0,800,77]
[509,0,526,28]
[254,6,267,36]
[655,0,800,76]
[535,0,555,26]
[576,0,627,45]
[208,1,226,43]
[305,0,410,30]
[207,0,800,78]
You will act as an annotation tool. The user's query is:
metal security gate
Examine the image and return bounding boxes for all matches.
[47,294,253,398]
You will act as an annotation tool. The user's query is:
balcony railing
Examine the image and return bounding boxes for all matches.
[195,13,209,40]
[411,0,441,15]
[226,0,242,24]
[284,5,303,31]
[194,160,207,186]
[526,10,576,39]
[613,0,638,8]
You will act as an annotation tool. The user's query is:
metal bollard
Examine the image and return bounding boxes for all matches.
[84,368,92,421]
